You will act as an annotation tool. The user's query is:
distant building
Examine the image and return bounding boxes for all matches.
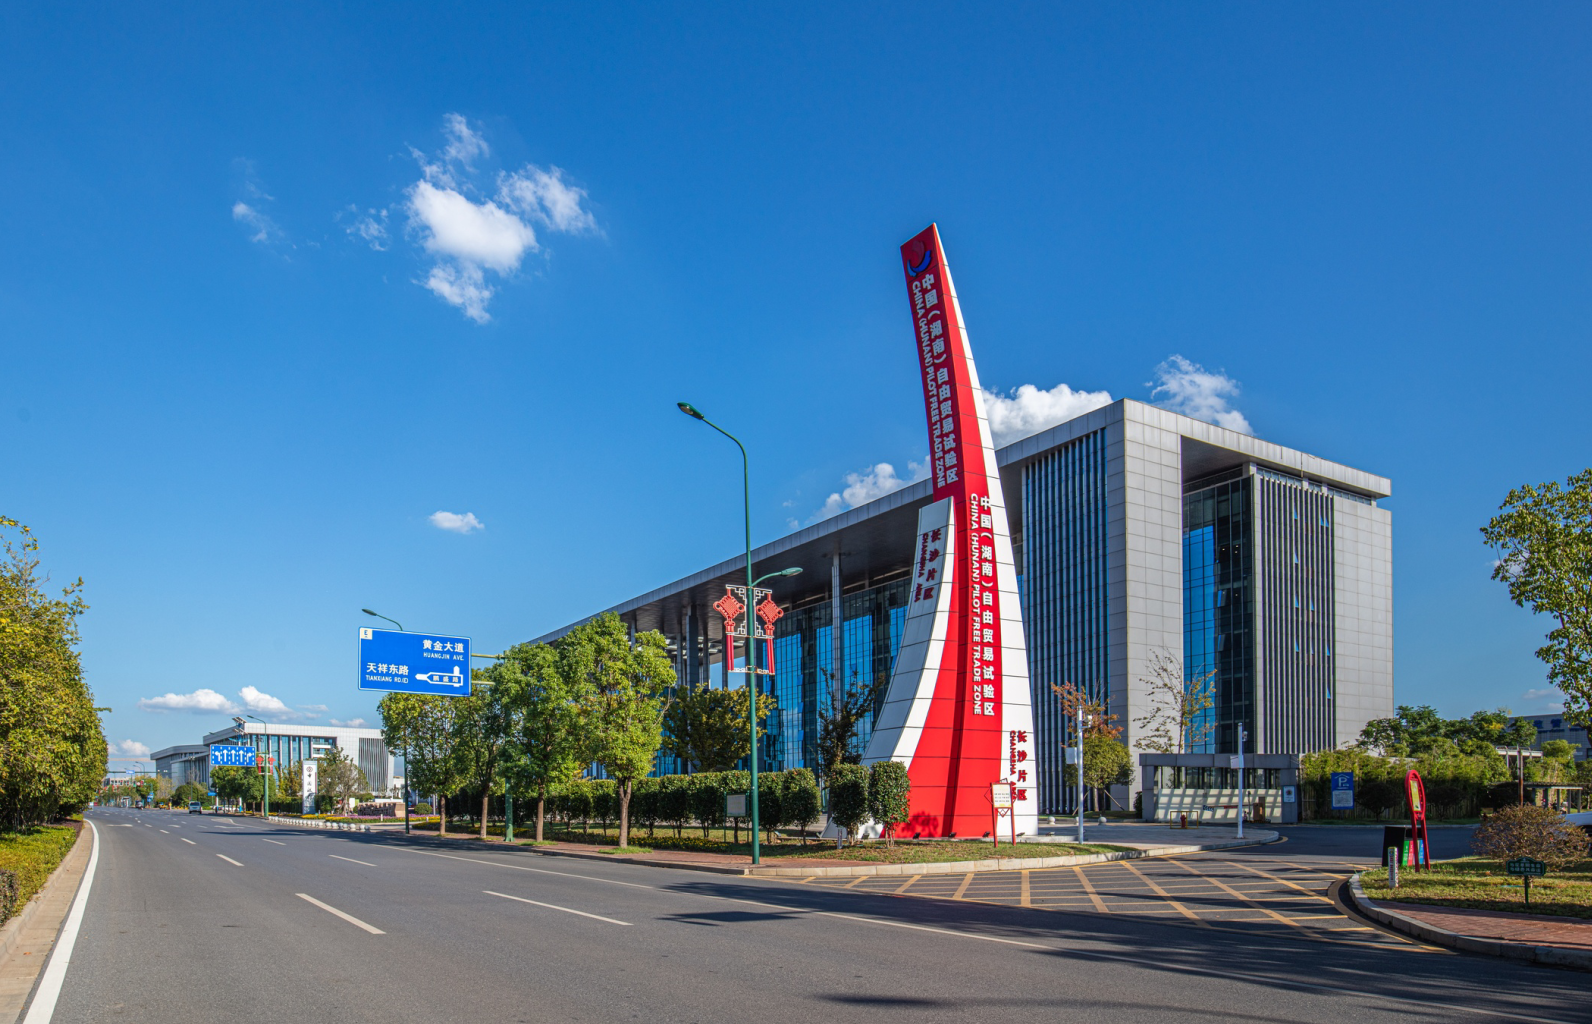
[153,722,400,793]
[1509,715,1589,761]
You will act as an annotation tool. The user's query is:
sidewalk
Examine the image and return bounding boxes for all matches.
[0,824,93,1024]
[1348,874,1592,970]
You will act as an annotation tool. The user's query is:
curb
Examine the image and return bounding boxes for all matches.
[1347,873,1592,971]
[528,847,750,876]
[746,832,1282,878]
[0,823,90,964]
[264,815,373,833]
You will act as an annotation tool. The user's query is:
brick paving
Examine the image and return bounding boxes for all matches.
[1374,901,1592,951]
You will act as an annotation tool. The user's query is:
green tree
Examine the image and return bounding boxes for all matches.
[866,760,911,847]
[663,684,776,773]
[379,692,467,834]
[210,765,261,809]
[1131,650,1214,754]
[561,613,673,849]
[495,642,587,842]
[173,782,206,806]
[828,763,869,845]
[780,768,821,843]
[319,746,368,813]
[1482,469,1592,727]
[455,669,522,839]
[815,668,879,785]
[0,517,107,829]
[1081,734,1133,810]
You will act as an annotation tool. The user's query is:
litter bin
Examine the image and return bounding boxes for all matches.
[1381,825,1414,867]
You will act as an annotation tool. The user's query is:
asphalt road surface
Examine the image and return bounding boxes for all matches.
[42,810,1584,1023]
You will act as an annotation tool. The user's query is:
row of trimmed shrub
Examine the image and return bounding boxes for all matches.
[545,769,823,839]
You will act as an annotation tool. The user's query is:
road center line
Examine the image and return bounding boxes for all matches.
[331,854,376,867]
[217,854,244,866]
[262,839,286,845]
[296,893,385,934]
[485,890,632,926]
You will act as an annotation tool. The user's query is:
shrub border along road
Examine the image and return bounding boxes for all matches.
[1347,873,1592,971]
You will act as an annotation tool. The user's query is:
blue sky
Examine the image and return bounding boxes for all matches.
[4,4,1588,763]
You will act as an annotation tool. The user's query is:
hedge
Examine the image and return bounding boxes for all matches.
[1299,748,1513,821]
[545,769,822,840]
[0,824,79,923]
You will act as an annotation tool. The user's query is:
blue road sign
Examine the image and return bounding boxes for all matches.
[359,627,471,695]
[210,744,256,767]
[1330,771,1355,809]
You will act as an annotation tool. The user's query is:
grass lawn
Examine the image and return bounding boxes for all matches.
[0,823,81,921]
[1361,856,1592,919]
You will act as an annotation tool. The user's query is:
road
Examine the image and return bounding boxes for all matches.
[40,809,1585,1023]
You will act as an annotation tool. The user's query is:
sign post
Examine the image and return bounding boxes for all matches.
[1404,769,1432,871]
[1330,772,1356,812]
[1508,857,1546,906]
[717,585,781,863]
[358,627,472,695]
[991,782,1014,848]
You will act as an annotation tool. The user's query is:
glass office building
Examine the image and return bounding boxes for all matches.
[536,399,1393,812]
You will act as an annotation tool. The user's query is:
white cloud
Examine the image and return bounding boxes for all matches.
[390,114,597,322]
[111,739,151,757]
[1523,688,1560,703]
[139,688,241,714]
[408,180,537,272]
[441,113,489,170]
[422,263,494,324]
[330,718,368,728]
[430,510,485,534]
[810,461,931,522]
[345,206,389,250]
[232,201,283,245]
[240,686,306,721]
[498,167,598,234]
[1149,355,1253,434]
[299,704,329,713]
[982,382,1114,447]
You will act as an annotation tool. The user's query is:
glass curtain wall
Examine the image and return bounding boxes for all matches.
[1021,429,1109,814]
[1183,475,1256,753]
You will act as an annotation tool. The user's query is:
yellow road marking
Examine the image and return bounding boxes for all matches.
[894,874,921,895]
[1119,861,1208,926]
[1168,859,1305,928]
[952,873,975,900]
[1073,867,1109,913]
[1020,870,1031,907]
[1223,859,1335,900]
[843,875,870,888]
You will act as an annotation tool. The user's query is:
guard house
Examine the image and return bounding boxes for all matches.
[1139,752,1301,825]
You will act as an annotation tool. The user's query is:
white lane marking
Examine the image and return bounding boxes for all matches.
[217,854,244,866]
[159,830,169,834]
[485,890,631,926]
[389,843,1572,1024]
[296,893,385,934]
[20,821,99,1024]
[262,839,286,845]
[143,824,152,828]
[181,838,196,845]
[330,854,376,867]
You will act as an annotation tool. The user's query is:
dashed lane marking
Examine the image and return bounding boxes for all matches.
[180,838,196,845]
[331,854,377,867]
[262,839,286,845]
[296,893,385,934]
[485,890,632,926]
[217,854,243,866]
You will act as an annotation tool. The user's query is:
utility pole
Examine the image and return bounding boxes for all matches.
[1076,702,1085,844]
[1237,723,1247,840]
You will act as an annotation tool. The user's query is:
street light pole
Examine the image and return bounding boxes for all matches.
[679,401,764,865]
[363,609,410,834]
[244,715,271,817]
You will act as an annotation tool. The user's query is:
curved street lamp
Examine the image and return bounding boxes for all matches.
[679,401,797,866]
[362,609,405,632]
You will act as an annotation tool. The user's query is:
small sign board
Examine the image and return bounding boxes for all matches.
[1507,857,1547,878]
[1063,746,1079,765]
[991,783,1012,810]
[359,628,471,695]
[1330,771,1355,809]
[210,744,256,767]
[1282,785,1297,803]
[726,793,748,818]
[1229,755,1244,769]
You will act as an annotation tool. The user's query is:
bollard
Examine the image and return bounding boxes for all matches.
[1387,848,1400,889]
